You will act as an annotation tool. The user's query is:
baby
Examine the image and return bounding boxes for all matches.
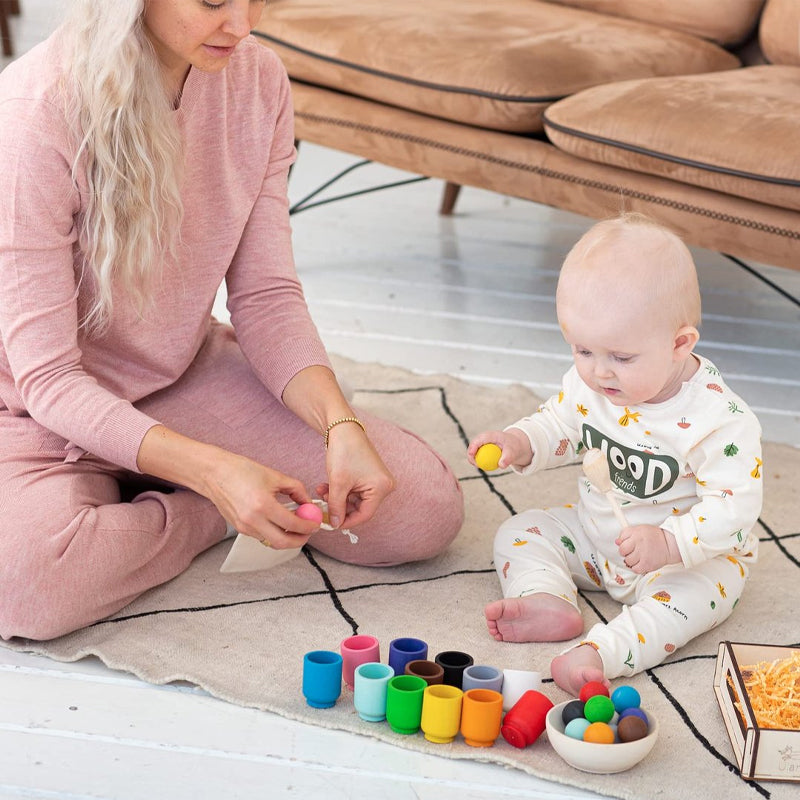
[468,214,763,695]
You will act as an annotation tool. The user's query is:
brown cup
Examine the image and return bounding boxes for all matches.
[404,659,444,685]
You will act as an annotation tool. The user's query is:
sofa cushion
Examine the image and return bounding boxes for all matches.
[254,0,739,134]
[543,65,800,212]
[760,0,800,66]
[553,0,765,46]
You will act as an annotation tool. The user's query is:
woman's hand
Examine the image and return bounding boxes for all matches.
[315,420,395,530]
[137,425,322,549]
[203,450,323,549]
[281,365,396,531]
[467,428,533,470]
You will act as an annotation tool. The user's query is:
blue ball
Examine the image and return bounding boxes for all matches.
[611,685,641,713]
[564,717,591,740]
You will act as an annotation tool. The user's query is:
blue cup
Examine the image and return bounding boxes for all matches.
[302,650,343,709]
[388,637,428,676]
[462,664,504,693]
[354,661,394,722]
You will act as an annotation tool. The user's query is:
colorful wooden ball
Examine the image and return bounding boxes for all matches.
[611,685,641,713]
[295,503,324,524]
[583,722,615,744]
[617,714,649,742]
[561,699,585,726]
[579,681,609,703]
[564,717,591,740]
[584,694,615,724]
[475,443,502,471]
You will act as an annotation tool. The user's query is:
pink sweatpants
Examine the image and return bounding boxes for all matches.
[0,324,464,640]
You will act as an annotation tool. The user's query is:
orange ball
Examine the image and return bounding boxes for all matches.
[582,722,615,744]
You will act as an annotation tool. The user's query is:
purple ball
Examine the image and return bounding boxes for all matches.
[619,707,648,724]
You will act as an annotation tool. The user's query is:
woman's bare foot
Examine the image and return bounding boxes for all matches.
[550,644,608,696]
[484,593,583,642]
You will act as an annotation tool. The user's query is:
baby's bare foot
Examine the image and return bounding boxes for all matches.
[484,594,583,643]
[550,644,608,696]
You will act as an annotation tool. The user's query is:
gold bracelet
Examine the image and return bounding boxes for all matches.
[323,416,366,448]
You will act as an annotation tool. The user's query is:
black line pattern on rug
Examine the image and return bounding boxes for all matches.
[301,546,359,634]
[758,517,800,568]
[86,567,497,627]
[646,670,771,799]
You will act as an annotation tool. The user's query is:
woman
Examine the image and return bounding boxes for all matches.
[0,0,463,640]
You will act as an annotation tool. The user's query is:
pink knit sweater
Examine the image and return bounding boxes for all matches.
[0,33,331,472]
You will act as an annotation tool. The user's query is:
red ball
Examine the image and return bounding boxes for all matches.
[579,680,610,703]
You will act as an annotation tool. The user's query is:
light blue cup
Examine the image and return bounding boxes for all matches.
[302,650,343,709]
[354,662,394,721]
[462,664,504,693]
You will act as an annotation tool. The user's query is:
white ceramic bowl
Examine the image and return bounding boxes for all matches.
[545,700,658,774]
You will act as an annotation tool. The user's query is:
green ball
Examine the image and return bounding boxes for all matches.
[584,694,615,723]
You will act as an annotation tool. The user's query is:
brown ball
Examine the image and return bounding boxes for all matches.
[618,714,649,742]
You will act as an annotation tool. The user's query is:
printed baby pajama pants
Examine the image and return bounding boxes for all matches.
[494,506,751,678]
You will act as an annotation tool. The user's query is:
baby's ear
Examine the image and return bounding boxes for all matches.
[673,326,699,359]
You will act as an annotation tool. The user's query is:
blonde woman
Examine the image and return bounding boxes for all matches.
[0,0,463,640]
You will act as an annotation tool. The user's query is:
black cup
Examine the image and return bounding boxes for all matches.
[434,650,474,688]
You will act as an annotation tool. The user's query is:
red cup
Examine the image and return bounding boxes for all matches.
[500,690,554,749]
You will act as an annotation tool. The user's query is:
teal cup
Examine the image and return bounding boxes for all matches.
[302,650,343,709]
[353,662,394,722]
[386,674,427,735]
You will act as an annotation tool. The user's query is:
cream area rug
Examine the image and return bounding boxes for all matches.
[4,356,798,800]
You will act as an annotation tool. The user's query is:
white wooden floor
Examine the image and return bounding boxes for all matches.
[2,5,799,799]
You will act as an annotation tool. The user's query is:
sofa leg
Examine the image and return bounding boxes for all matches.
[440,182,461,215]
[0,3,12,58]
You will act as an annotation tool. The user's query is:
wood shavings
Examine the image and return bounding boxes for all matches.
[733,650,800,730]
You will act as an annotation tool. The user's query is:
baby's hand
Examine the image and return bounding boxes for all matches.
[467,429,533,470]
[616,525,680,574]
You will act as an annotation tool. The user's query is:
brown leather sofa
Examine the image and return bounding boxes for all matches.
[254,0,799,271]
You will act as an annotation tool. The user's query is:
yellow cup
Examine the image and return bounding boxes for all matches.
[460,688,504,747]
[420,684,463,743]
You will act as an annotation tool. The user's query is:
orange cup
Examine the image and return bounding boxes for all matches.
[460,688,504,747]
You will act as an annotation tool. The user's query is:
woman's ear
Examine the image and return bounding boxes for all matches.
[673,326,700,360]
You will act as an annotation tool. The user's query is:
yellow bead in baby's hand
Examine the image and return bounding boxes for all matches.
[475,443,502,471]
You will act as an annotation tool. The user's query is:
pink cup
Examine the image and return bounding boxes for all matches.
[340,634,381,689]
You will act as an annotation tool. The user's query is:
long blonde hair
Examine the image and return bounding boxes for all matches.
[62,0,183,333]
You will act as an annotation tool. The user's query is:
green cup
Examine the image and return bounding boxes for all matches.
[385,674,427,735]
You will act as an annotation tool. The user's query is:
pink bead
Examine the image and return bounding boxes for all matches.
[296,503,324,524]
